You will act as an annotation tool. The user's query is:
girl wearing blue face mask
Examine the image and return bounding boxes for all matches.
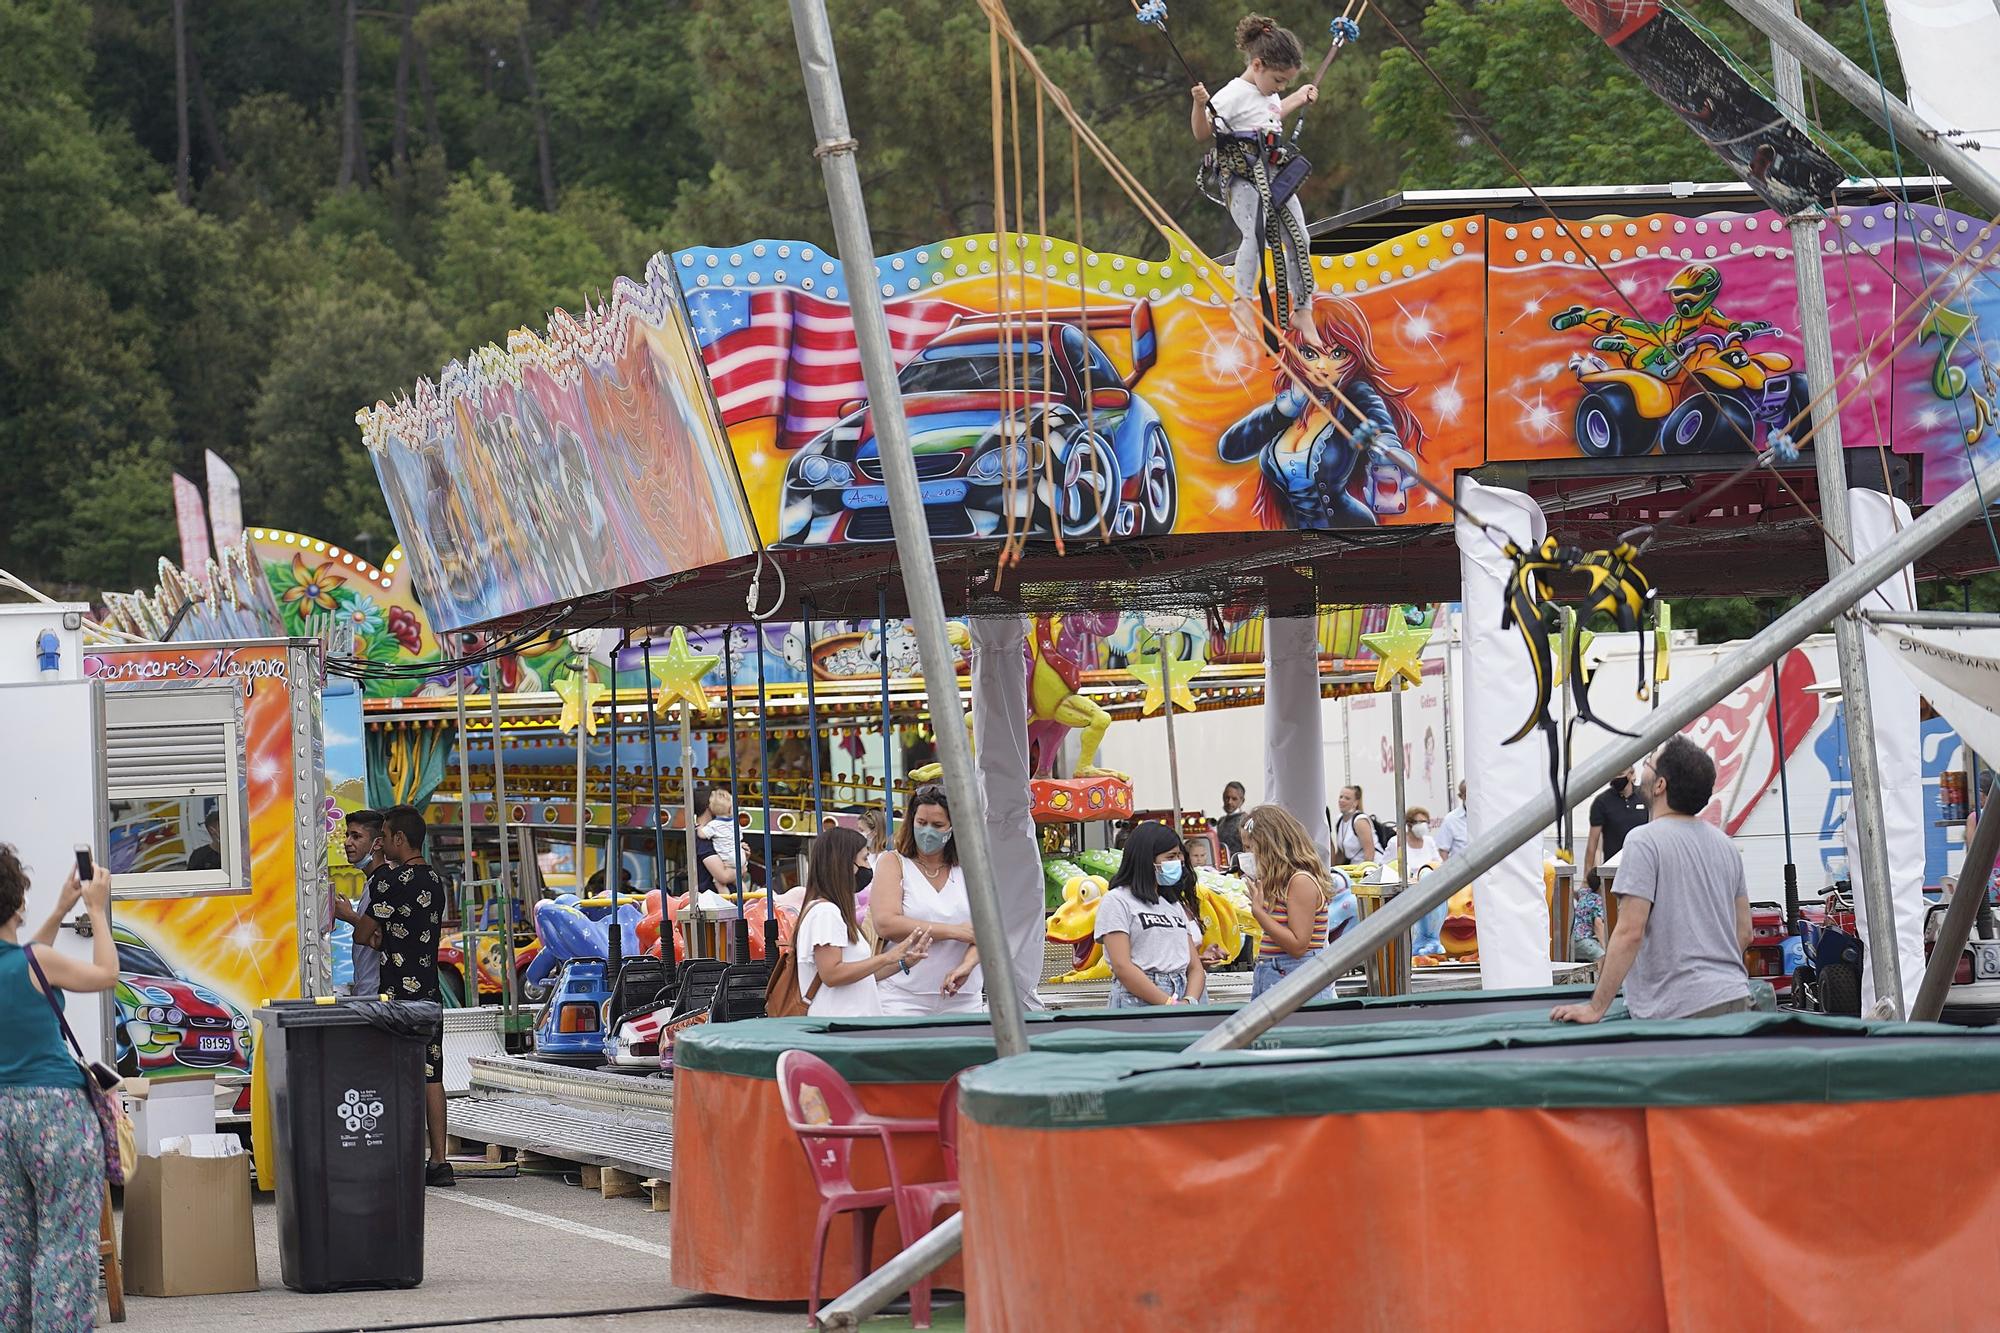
[1097,821,1207,1008]
[870,785,983,1015]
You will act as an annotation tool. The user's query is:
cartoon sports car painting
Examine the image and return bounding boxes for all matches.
[113,925,251,1083]
[776,305,1177,546]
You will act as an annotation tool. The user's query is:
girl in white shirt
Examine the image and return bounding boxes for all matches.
[1189,15,1320,342]
[796,828,930,1018]
[1096,821,1207,1008]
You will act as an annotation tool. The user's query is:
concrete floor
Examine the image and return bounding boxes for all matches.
[118,1173,959,1332]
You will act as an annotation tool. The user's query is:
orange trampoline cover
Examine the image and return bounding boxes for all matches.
[955,1016,2000,1332]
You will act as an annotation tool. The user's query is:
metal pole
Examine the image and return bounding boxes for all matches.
[455,672,477,1009]
[1861,610,2000,630]
[1773,40,1905,1016]
[643,634,674,984]
[879,586,895,839]
[1720,0,2000,216]
[573,657,590,900]
[802,600,825,829]
[1156,630,1185,836]
[1770,655,1800,931]
[788,0,1028,1059]
[1966,582,1984,812]
[607,637,624,984]
[683,698,702,958]
[489,663,515,1022]
[1183,445,2000,1055]
[757,627,778,958]
[1914,780,2000,1020]
[1391,676,1408,893]
[724,628,748,964]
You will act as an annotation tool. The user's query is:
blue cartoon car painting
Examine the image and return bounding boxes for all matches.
[776,305,1176,546]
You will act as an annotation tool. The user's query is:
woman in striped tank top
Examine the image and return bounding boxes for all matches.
[1244,804,1359,1001]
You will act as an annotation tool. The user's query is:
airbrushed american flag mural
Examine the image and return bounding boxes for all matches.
[360,201,2000,633]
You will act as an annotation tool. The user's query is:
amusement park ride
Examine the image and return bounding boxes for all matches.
[45,0,2000,1324]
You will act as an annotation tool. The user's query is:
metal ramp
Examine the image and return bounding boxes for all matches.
[449,1053,676,1180]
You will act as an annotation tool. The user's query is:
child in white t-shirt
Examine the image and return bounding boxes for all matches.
[794,828,931,1017]
[1189,15,1320,342]
[1095,821,1208,1008]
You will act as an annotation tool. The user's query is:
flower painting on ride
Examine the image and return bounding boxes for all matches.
[675,219,1486,544]
[1487,202,2000,502]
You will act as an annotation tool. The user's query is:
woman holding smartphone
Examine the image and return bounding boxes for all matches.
[0,844,119,1330]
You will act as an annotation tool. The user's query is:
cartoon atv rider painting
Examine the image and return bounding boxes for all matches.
[1549,261,1810,457]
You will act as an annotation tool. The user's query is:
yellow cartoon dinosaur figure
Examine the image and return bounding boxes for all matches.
[1045,874,1113,983]
[1043,871,1263,983]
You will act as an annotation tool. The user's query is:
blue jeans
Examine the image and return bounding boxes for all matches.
[1109,968,1188,1008]
[1252,950,1331,1001]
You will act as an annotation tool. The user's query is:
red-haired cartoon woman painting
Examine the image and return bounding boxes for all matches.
[1218,296,1423,529]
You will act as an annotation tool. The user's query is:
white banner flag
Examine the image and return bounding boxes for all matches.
[171,472,213,572]
[204,450,243,552]
[1885,0,2000,156]
[1864,619,2000,776]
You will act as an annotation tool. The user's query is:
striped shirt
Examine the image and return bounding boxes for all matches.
[1260,881,1330,959]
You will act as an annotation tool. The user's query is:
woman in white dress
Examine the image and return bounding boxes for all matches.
[796,828,931,1018]
[870,784,983,1015]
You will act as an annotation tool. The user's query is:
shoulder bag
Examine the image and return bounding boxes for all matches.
[24,945,137,1185]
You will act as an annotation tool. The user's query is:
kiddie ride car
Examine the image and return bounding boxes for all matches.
[528,894,643,1063]
[1548,277,1808,458]
[776,305,1177,546]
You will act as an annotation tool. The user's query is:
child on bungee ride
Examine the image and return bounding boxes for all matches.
[1190,15,1319,343]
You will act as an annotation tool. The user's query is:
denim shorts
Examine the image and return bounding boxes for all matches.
[1252,950,1331,1002]
[1109,968,1189,1008]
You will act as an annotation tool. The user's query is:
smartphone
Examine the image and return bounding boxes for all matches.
[74,845,93,882]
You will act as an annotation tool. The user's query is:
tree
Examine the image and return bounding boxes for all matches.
[173,0,191,204]
[0,270,177,581]
[243,281,448,547]
[63,445,180,591]
[1368,0,1903,190]
[427,170,620,351]
[337,0,364,188]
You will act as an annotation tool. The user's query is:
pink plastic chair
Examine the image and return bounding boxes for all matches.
[775,1050,947,1327]
[897,1074,964,1276]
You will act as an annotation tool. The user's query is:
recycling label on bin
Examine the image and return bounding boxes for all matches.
[336,1088,388,1150]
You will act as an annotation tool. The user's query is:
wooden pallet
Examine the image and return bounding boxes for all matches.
[447,1135,670,1211]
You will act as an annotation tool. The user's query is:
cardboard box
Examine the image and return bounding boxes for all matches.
[124,1077,217,1155]
[122,1151,259,1297]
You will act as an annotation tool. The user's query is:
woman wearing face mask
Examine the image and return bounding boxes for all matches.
[869,785,982,1015]
[1245,805,1355,1000]
[1097,821,1207,1008]
[1380,808,1447,955]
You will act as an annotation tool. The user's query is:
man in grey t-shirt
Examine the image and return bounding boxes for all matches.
[1553,736,1751,1023]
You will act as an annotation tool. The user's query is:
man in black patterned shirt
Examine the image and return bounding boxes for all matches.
[373,805,453,1186]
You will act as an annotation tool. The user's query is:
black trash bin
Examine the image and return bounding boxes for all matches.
[255,998,437,1292]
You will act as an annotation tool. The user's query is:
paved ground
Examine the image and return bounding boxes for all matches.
[119,1172,959,1332]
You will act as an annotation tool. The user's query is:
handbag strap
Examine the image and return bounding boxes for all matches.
[22,945,90,1065]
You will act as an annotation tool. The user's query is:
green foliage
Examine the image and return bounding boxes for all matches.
[0,0,1947,606]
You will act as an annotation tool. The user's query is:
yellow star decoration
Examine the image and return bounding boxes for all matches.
[649,625,718,716]
[1127,639,1203,715]
[552,669,610,737]
[1552,625,1596,686]
[1360,608,1434,690]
